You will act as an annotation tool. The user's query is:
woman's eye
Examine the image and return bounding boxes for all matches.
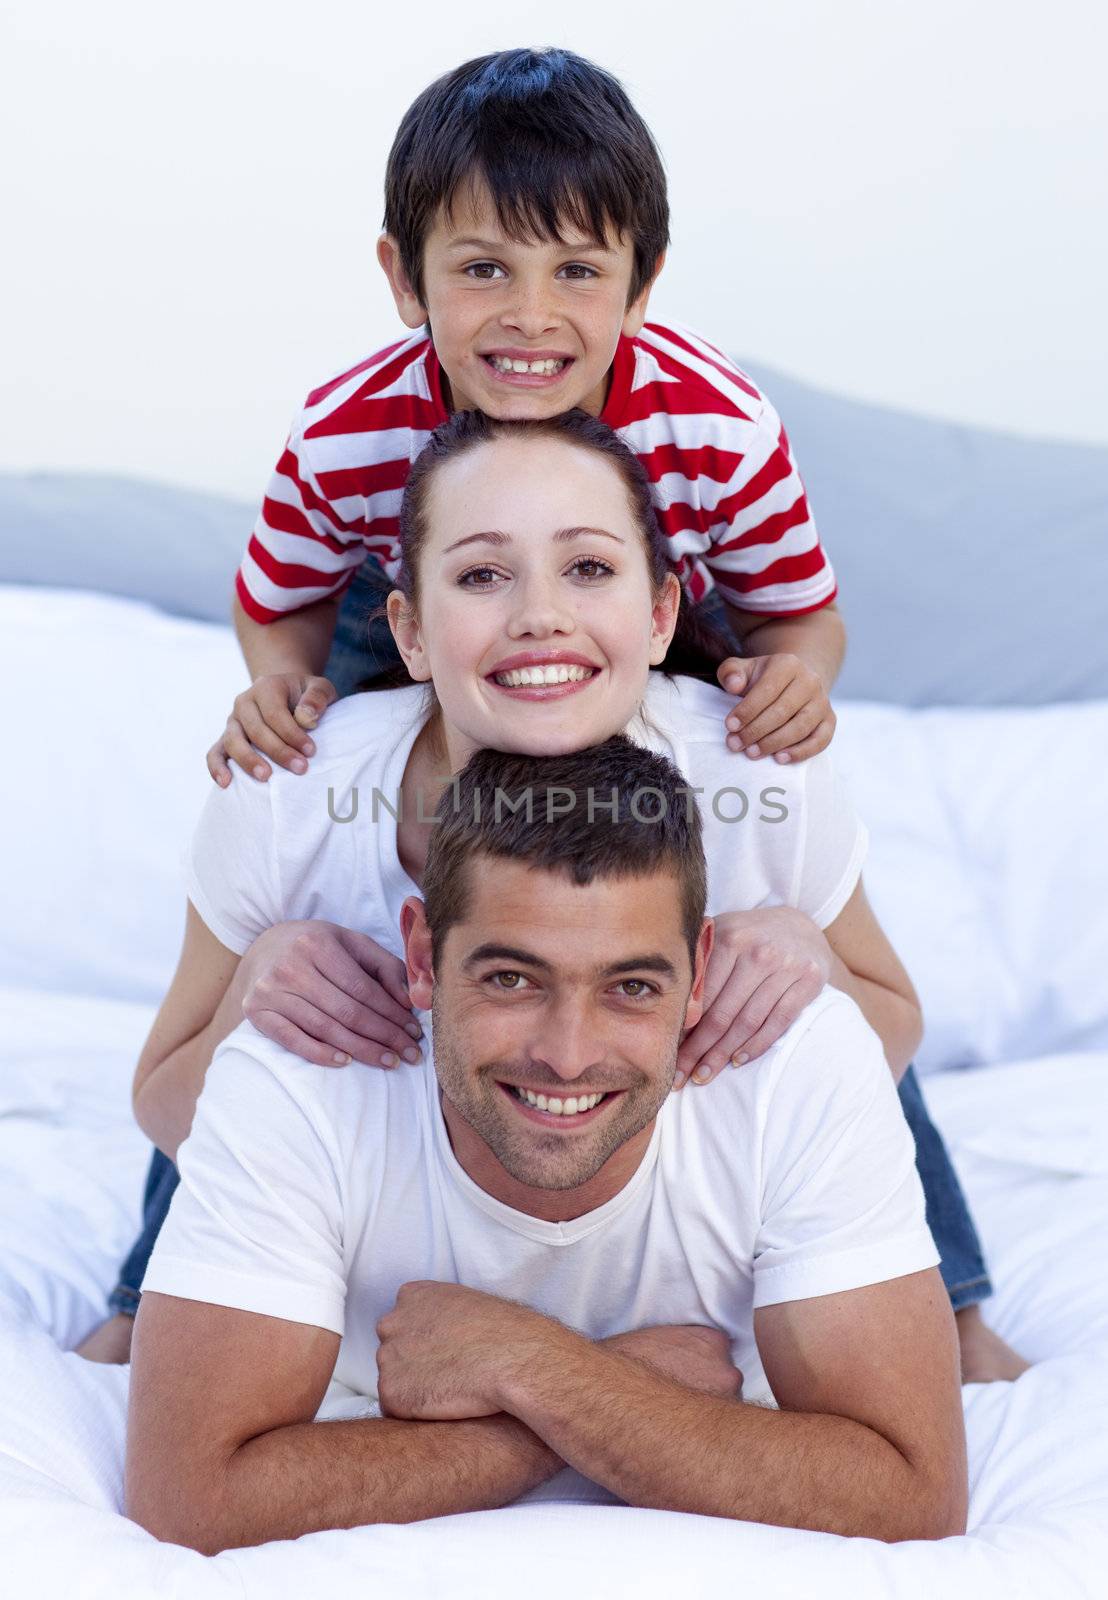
[465,261,505,280]
[568,557,614,581]
[457,566,503,588]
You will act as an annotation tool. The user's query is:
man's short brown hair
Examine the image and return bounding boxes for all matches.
[420,736,707,970]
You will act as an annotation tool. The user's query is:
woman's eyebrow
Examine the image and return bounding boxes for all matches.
[443,526,626,555]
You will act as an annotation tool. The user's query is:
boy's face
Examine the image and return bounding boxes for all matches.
[378,180,662,419]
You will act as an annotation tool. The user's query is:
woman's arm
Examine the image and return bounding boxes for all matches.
[676,880,921,1086]
[132,902,247,1161]
[132,908,424,1161]
[821,878,922,1083]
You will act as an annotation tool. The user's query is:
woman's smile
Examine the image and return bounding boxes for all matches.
[485,649,604,701]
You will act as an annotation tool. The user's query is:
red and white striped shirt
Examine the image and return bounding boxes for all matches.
[236,320,836,624]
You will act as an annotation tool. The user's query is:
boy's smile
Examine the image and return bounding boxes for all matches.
[378,180,663,422]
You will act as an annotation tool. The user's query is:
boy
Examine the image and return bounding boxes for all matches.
[208,46,845,786]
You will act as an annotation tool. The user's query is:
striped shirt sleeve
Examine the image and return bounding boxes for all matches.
[630,323,838,619]
[234,424,370,624]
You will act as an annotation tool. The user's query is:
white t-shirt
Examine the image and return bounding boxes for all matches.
[184,673,867,957]
[144,989,938,1438]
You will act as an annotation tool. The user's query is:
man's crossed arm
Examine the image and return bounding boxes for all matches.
[126,1268,966,1554]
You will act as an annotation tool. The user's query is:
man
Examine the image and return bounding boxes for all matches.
[126,738,967,1551]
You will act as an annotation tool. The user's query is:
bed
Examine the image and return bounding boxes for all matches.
[1,582,1106,1596]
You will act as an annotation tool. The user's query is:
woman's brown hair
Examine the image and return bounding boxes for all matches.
[357,407,737,692]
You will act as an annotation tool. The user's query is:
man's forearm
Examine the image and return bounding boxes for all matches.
[176,1414,562,1553]
[233,591,343,681]
[724,601,845,693]
[501,1332,953,1542]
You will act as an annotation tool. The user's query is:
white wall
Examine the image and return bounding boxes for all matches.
[1,0,1105,501]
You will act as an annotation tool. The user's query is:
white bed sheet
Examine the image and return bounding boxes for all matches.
[2,587,1107,1593]
[1,986,1105,1599]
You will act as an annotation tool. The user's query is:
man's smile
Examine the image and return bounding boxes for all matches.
[497,1080,622,1127]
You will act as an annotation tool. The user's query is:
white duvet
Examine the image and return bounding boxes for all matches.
[2,588,1107,1597]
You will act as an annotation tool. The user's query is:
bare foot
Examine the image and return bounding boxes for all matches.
[955,1304,1030,1383]
[75,1312,135,1365]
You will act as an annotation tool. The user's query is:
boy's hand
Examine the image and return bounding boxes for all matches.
[207,673,338,786]
[674,907,830,1087]
[240,919,423,1069]
[717,653,835,764]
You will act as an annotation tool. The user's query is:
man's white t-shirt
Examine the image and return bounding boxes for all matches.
[144,989,939,1442]
[184,673,868,956]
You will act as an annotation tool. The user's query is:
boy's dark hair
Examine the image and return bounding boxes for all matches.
[384,48,669,308]
[420,735,707,972]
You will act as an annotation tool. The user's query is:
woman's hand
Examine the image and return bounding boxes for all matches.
[207,673,338,786]
[675,907,831,1087]
[239,920,423,1069]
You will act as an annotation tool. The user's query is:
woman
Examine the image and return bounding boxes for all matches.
[81,409,1023,1381]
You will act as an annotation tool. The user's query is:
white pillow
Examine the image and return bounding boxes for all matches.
[4,586,1107,1072]
[835,700,1108,1071]
[0,587,242,1003]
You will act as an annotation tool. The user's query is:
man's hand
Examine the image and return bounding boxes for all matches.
[606,1325,743,1400]
[207,673,338,786]
[377,1282,554,1421]
[675,908,831,1087]
[241,920,423,1069]
[717,653,835,764]
[377,1284,744,1423]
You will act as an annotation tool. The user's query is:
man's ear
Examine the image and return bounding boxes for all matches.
[682,917,715,1032]
[386,590,432,681]
[622,249,667,339]
[648,571,682,665]
[400,895,435,1008]
[377,233,428,330]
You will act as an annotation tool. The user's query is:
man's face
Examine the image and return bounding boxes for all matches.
[378,178,660,421]
[407,859,710,1200]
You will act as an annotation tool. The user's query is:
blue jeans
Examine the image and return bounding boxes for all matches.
[109,568,992,1315]
[110,1076,990,1315]
[326,558,401,698]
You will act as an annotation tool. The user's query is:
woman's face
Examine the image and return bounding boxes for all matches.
[387,434,681,770]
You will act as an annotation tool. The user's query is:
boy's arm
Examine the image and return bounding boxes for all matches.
[723,600,845,693]
[717,600,846,765]
[210,592,345,786]
[232,589,342,682]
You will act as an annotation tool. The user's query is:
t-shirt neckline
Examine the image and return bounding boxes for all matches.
[423,1045,663,1245]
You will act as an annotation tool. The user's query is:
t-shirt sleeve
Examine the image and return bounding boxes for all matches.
[142,1030,348,1334]
[702,389,837,618]
[183,771,283,955]
[793,752,869,929]
[752,997,939,1308]
[235,419,368,623]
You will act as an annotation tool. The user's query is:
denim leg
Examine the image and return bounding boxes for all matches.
[325,560,404,697]
[898,1064,992,1311]
[107,1148,180,1317]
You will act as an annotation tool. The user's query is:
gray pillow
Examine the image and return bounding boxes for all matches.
[0,471,250,625]
[741,361,1108,706]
